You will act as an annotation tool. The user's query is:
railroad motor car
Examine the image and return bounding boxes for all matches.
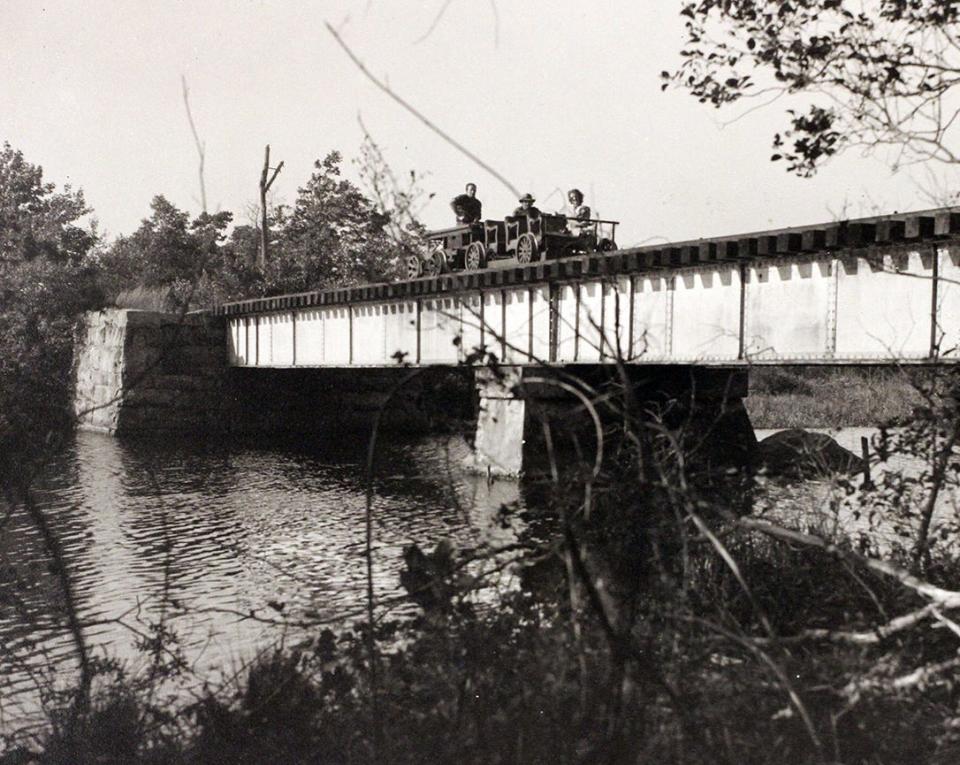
[406,212,619,278]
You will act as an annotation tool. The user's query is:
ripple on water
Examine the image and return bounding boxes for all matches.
[0,431,521,732]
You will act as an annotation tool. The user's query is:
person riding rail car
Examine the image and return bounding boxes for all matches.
[451,182,482,224]
[512,193,541,218]
[567,188,591,233]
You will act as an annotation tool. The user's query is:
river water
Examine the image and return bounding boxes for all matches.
[3,425,957,736]
[0,431,522,731]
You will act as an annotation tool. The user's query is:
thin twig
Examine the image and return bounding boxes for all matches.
[324,22,520,197]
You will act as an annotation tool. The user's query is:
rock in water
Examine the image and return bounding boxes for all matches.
[755,429,863,478]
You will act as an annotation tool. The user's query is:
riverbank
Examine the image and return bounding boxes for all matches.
[746,365,923,429]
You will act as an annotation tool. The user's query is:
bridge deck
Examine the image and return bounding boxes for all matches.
[214,207,960,368]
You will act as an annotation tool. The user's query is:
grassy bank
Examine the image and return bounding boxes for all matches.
[746,366,923,429]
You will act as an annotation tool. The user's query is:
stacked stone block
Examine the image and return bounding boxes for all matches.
[74,309,226,435]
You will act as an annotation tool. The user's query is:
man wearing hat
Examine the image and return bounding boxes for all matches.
[513,193,541,218]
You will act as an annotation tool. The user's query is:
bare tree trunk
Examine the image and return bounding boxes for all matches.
[258,144,283,270]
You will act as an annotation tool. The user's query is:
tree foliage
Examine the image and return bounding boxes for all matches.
[97,150,410,307]
[666,1,960,176]
[0,144,102,480]
[0,142,95,264]
[271,151,400,293]
[97,196,234,308]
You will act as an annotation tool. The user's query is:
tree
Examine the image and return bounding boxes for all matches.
[96,149,410,306]
[666,1,960,177]
[0,144,102,479]
[98,196,232,307]
[270,151,399,293]
[0,142,95,264]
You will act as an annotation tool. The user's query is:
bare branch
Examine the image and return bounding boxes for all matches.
[414,0,456,44]
[258,144,283,270]
[180,75,207,214]
[324,22,520,197]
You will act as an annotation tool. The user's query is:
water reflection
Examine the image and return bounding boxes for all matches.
[0,430,521,728]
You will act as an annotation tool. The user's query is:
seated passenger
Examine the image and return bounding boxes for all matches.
[512,193,541,218]
[463,182,482,223]
[567,188,591,234]
[450,193,472,224]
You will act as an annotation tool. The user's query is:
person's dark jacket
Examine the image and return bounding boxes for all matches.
[451,194,482,223]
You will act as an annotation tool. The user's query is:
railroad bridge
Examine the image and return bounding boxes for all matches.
[205,207,960,474]
[218,208,960,369]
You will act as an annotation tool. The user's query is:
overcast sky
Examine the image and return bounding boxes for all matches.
[2,0,950,247]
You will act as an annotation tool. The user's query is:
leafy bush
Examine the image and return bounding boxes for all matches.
[0,258,103,479]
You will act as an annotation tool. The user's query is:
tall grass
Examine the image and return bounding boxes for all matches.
[747,366,922,429]
[113,286,172,312]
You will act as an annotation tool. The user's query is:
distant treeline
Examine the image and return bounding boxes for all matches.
[0,141,423,476]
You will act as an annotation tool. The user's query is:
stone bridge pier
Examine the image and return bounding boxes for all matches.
[472,364,755,477]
